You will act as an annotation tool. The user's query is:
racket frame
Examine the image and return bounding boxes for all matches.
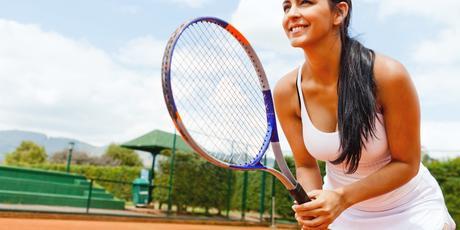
[162,17,309,201]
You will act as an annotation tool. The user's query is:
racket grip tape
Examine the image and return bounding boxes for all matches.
[289,183,311,204]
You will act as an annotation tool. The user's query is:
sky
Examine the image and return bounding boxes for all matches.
[0,0,459,159]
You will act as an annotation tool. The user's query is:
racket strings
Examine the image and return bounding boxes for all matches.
[176,35,264,129]
[171,21,268,165]
[206,28,269,116]
[194,22,267,136]
[195,22,268,128]
[190,22,268,127]
[177,24,266,131]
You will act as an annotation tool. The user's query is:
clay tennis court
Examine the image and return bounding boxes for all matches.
[0,217,283,230]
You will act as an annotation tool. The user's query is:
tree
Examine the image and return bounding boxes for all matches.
[5,141,47,165]
[50,150,94,165]
[103,144,142,167]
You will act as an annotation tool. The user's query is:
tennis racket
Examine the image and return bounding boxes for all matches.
[161,16,310,204]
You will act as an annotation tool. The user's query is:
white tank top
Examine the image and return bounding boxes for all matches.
[295,66,422,211]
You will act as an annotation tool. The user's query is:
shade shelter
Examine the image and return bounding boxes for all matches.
[121,129,192,204]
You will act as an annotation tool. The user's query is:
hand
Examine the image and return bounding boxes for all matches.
[292,189,350,230]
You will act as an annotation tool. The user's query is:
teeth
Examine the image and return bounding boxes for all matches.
[291,25,307,32]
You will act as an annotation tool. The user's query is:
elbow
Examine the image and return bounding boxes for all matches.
[405,160,420,181]
[409,162,420,179]
[392,158,420,182]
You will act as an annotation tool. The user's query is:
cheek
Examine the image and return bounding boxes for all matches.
[309,13,334,34]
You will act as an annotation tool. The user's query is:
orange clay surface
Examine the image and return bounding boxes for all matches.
[0,218,277,230]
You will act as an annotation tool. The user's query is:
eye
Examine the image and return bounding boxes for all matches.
[282,3,291,13]
[300,0,312,5]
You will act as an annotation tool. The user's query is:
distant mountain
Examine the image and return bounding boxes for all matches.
[0,130,105,162]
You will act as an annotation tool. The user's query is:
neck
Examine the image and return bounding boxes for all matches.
[302,34,342,86]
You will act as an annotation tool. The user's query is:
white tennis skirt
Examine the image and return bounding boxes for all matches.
[326,165,456,230]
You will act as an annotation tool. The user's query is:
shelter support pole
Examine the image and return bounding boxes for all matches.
[167,131,177,215]
[148,152,158,204]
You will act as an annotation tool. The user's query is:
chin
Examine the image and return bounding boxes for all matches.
[290,38,311,48]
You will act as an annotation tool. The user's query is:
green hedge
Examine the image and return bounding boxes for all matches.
[153,152,297,218]
[425,158,460,225]
[154,152,231,214]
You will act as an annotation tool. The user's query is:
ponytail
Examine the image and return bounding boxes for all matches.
[329,0,379,174]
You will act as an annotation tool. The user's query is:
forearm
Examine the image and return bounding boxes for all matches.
[297,165,323,192]
[337,160,419,208]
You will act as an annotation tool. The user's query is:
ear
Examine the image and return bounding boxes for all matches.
[333,2,349,26]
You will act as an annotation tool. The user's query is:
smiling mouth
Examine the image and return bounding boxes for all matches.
[290,25,308,33]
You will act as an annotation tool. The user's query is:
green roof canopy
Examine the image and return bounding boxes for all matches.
[121,129,192,154]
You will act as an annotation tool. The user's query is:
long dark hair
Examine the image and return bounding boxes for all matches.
[328,0,378,173]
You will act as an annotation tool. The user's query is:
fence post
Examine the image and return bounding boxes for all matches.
[259,156,267,222]
[167,131,177,216]
[226,170,233,219]
[86,179,93,213]
[241,171,248,221]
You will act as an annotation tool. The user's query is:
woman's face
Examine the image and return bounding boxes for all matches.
[282,0,337,48]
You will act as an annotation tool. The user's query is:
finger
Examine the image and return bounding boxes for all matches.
[296,208,327,218]
[296,213,314,221]
[297,214,315,222]
[307,189,321,198]
[292,199,323,212]
[295,213,304,225]
[303,225,327,230]
[309,222,331,230]
[313,223,331,230]
[302,225,325,230]
[300,216,327,227]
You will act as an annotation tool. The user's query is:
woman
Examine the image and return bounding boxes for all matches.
[274,0,456,229]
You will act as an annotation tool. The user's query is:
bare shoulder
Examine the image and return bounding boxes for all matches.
[274,68,298,98]
[373,53,419,112]
[273,67,300,117]
[373,53,412,90]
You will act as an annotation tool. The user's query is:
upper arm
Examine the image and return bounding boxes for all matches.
[375,56,421,174]
[273,71,317,169]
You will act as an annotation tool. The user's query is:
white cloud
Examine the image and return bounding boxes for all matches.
[413,30,460,66]
[115,36,165,69]
[230,0,293,55]
[414,68,460,106]
[0,19,173,145]
[421,121,460,152]
[375,0,460,26]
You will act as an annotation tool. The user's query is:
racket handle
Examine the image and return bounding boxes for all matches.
[289,183,311,204]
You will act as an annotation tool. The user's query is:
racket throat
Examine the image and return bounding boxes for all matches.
[230,162,266,170]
